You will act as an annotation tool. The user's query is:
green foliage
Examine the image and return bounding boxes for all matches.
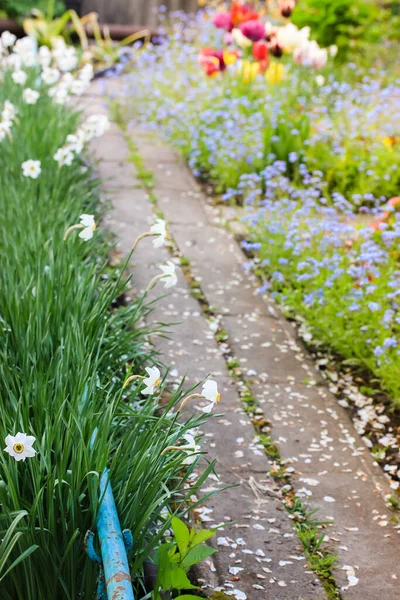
[152,517,216,599]
[291,0,386,58]
[0,512,38,581]
[0,64,217,599]
[0,0,65,20]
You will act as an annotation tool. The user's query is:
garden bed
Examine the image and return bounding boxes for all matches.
[0,32,220,600]
[119,6,400,496]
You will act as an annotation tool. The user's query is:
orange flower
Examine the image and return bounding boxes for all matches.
[389,196,400,208]
[231,2,259,26]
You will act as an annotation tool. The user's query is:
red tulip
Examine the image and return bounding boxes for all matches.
[253,40,269,61]
[199,48,226,74]
[199,54,220,77]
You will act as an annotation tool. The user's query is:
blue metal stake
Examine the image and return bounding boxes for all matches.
[97,467,135,600]
[85,423,135,600]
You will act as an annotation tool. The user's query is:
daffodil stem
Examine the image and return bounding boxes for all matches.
[122,375,144,390]
[161,445,184,456]
[63,223,84,240]
[178,393,204,411]
[145,274,164,294]
[131,231,158,253]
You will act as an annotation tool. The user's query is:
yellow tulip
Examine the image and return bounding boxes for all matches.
[242,60,261,82]
[223,50,238,66]
[266,62,285,84]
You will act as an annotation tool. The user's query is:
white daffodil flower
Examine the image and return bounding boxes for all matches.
[181,433,202,465]
[6,53,21,70]
[38,45,51,69]
[23,88,40,104]
[142,366,161,395]
[13,37,36,67]
[78,63,94,83]
[315,75,325,87]
[159,261,177,288]
[2,101,17,121]
[4,432,36,462]
[65,132,85,154]
[150,218,167,248]
[201,380,221,413]
[81,114,110,140]
[11,70,27,85]
[0,121,12,142]
[1,31,17,48]
[42,68,61,85]
[22,159,41,179]
[78,214,96,241]
[54,147,74,167]
[70,79,88,96]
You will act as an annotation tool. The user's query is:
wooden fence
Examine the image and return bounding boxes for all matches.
[81,0,199,25]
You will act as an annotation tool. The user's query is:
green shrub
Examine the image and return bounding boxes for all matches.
[0,0,65,20]
[291,0,384,58]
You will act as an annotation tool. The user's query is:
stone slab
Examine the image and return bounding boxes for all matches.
[171,222,279,318]
[97,160,140,190]
[89,133,131,162]
[153,187,209,225]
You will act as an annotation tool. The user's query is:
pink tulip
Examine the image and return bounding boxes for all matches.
[239,20,266,42]
[213,11,234,32]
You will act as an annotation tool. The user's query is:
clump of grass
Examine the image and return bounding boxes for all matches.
[0,63,217,599]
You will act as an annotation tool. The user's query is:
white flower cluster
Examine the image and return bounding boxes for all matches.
[48,62,93,104]
[52,39,79,72]
[1,35,37,70]
[23,88,40,104]
[275,23,335,69]
[275,23,311,52]
[0,31,94,106]
[54,113,110,166]
[0,100,17,142]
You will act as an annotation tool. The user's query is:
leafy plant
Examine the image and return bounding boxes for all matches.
[291,0,385,58]
[23,8,94,49]
[152,516,217,599]
[0,0,65,20]
[84,14,150,69]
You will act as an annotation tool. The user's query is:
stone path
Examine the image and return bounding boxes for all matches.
[82,78,400,600]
